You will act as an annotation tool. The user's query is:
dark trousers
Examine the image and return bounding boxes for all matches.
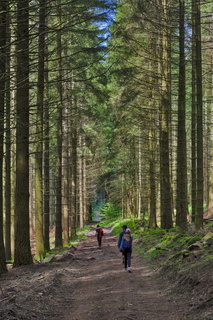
[123,248,132,268]
[97,236,102,247]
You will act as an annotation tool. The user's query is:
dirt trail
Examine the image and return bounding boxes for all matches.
[0,226,186,320]
[63,226,184,320]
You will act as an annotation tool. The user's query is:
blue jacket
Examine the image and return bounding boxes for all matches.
[118,230,126,248]
[120,235,133,251]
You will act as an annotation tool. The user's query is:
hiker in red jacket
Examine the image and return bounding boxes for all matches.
[96,225,104,248]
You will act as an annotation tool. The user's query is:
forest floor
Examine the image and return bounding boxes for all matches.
[0,224,212,320]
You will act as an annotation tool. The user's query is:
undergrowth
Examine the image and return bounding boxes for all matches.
[102,217,213,276]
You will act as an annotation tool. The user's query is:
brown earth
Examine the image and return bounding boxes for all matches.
[0,225,204,320]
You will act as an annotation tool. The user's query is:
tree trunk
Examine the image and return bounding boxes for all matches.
[82,141,87,222]
[0,0,7,274]
[149,110,157,228]
[160,0,173,229]
[82,145,89,221]
[191,0,197,223]
[78,135,84,229]
[55,0,63,247]
[43,23,50,252]
[70,126,77,236]
[35,0,46,257]
[193,0,203,229]
[62,52,70,244]
[29,163,35,238]
[70,77,77,238]
[5,1,12,261]
[138,125,142,219]
[148,54,157,228]
[208,13,213,213]
[176,0,188,231]
[14,0,32,266]
[11,132,16,257]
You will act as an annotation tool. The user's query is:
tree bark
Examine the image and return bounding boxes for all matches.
[191,0,197,223]
[43,21,50,252]
[82,140,87,222]
[160,0,173,229]
[62,49,70,244]
[78,135,84,229]
[208,13,213,213]
[5,1,12,262]
[149,111,157,228]
[14,0,33,266]
[70,89,77,237]
[193,0,203,229]
[0,0,7,274]
[138,124,142,219]
[55,0,63,247]
[176,0,188,231]
[35,0,46,257]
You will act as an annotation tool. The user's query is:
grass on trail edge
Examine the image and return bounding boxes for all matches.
[45,218,213,276]
[41,217,213,290]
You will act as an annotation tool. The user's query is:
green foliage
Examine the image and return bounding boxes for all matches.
[169,233,189,247]
[111,218,139,235]
[76,225,90,234]
[150,249,158,258]
[100,202,122,220]
[47,248,68,256]
[71,234,87,243]
[136,228,205,262]
[46,230,88,257]
[204,221,213,228]
[137,228,167,246]
[204,254,213,262]
[186,235,202,246]
[100,217,125,228]
[168,250,190,261]
[99,217,140,237]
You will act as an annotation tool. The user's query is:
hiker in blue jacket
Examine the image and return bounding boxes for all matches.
[120,228,133,273]
[118,225,127,264]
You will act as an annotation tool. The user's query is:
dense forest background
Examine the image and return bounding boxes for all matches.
[0,0,212,274]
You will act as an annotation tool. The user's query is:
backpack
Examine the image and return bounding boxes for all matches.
[98,228,103,237]
[123,234,131,249]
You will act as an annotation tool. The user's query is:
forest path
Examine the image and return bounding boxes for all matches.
[0,225,187,320]
[63,225,185,320]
